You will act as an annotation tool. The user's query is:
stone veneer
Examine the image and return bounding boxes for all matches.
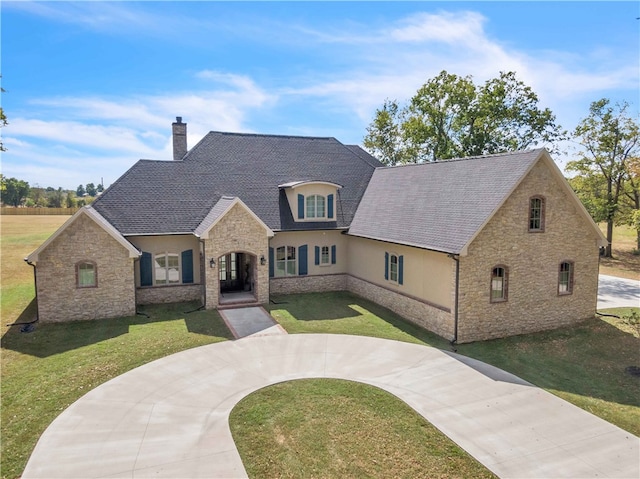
[270,274,347,295]
[347,275,454,339]
[35,214,136,322]
[204,203,270,308]
[456,158,601,343]
[136,284,201,305]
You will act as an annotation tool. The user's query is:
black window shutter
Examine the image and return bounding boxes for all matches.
[269,247,274,278]
[384,252,389,280]
[140,252,153,286]
[299,245,308,275]
[181,249,194,284]
[328,194,334,219]
[298,194,305,219]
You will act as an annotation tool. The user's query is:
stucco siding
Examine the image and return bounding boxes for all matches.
[128,235,201,286]
[347,235,452,309]
[457,158,601,342]
[270,230,348,276]
[35,214,136,322]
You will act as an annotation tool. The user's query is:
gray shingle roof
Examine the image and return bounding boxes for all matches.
[92,132,382,235]
[348,149,545,254]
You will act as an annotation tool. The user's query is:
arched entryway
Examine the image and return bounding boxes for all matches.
[218,252,257,304]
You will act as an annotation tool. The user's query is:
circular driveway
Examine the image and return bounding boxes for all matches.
[22,334,638,479]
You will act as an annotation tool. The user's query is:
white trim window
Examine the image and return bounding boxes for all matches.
[558,261,574,295]
[306,195,326,219]
[275,246,296,277]
[321,245,330,265]
[155,252,180,285]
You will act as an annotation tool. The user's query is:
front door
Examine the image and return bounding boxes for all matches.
[219,253,243,293]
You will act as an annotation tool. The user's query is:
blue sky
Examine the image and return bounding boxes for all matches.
[2,1,638,190]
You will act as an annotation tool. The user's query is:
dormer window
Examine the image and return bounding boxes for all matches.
[306,195,326,218]
[279,180,341,222]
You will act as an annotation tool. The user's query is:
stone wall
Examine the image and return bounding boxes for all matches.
[270,274,347,295]
[204,203,270,308]
[456,158,601,342]
[136,284,201,305]
[347,275,454,340]
[35,214,136,322]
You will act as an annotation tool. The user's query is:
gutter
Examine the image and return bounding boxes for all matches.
[448,253,460,346]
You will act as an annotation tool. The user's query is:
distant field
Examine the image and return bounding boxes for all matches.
[599,223,639,280]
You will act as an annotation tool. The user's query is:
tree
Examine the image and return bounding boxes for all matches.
[621,155,640,250]
[65,192,76,209]
[85,183,96,196]
[76,184,86,196]
[364,70,565,165]
[47,187,64,208]
[1,177,30,207]
[0,75,7,152]
[97,183,104,193]
[566,99,639,257]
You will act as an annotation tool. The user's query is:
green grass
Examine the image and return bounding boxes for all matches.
[230,379,495,479]
[268,291,450,348]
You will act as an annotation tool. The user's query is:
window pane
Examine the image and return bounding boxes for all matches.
[155,255,167,284]
[491,267,505,300]
[530,198,542,230]
[219,256,226,281]
[390,255,398,282]
[287,259,296,275]
[287,246,296,261]
[321,246,329,264]
[306,196,316,218]
[275,260,286,277]
[559,262,572,293]
[78,263,95,287]
[230,254,237,280]
[276,246,286,261]
[316,196,325,217]
[167,254,180,283]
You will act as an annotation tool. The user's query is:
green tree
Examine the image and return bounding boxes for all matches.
[65,191,76,209]
[0,75,7,152]
[47,187,64,208]
[364,70,565,165]
[566,99,639,257]
[85,183,96,196]
[76,184,86,196]
[1,177,30,207]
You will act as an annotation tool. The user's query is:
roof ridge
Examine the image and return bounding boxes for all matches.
[380,148,543,170]
[207,131,337,141]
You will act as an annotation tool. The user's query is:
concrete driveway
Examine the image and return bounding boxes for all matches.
[22,334,639,479]
[598,274,640,309]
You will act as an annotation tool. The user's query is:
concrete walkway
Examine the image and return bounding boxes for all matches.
[219,306,287,338]
[22,334,639,479]
[598,274,640,309]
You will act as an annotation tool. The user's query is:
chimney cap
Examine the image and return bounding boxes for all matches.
[175,116,183,123]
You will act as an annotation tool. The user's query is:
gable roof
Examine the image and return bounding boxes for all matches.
[25,206,140,263]
[92,132,382,236]
[194,196,275,238]
[348,149,606,255]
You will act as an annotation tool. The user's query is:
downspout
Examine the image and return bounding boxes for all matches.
[448,253,460,347]
[11,259,40,327]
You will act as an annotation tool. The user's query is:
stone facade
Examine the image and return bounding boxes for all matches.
[203,203,270,308]
[347,275,454,339]
[35,214,136,322]
[136,284,201,305]
[456,158,601,342]
[270,274,347,295]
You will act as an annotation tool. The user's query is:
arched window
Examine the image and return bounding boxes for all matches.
[76,261,97,288]
[529,196,545,232]
[306,195,326,219]
[490,266,508,302]
[558,261,574,295]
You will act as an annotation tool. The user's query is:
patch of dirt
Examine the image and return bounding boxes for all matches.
[599,248,640,281]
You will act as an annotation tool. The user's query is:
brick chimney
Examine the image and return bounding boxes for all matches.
[172,116,187,161]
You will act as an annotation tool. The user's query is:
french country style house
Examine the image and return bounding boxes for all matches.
[26,118,607,343]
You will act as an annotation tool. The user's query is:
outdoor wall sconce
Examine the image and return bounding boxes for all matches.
[260,255,266,266]
[209,258,215,268]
